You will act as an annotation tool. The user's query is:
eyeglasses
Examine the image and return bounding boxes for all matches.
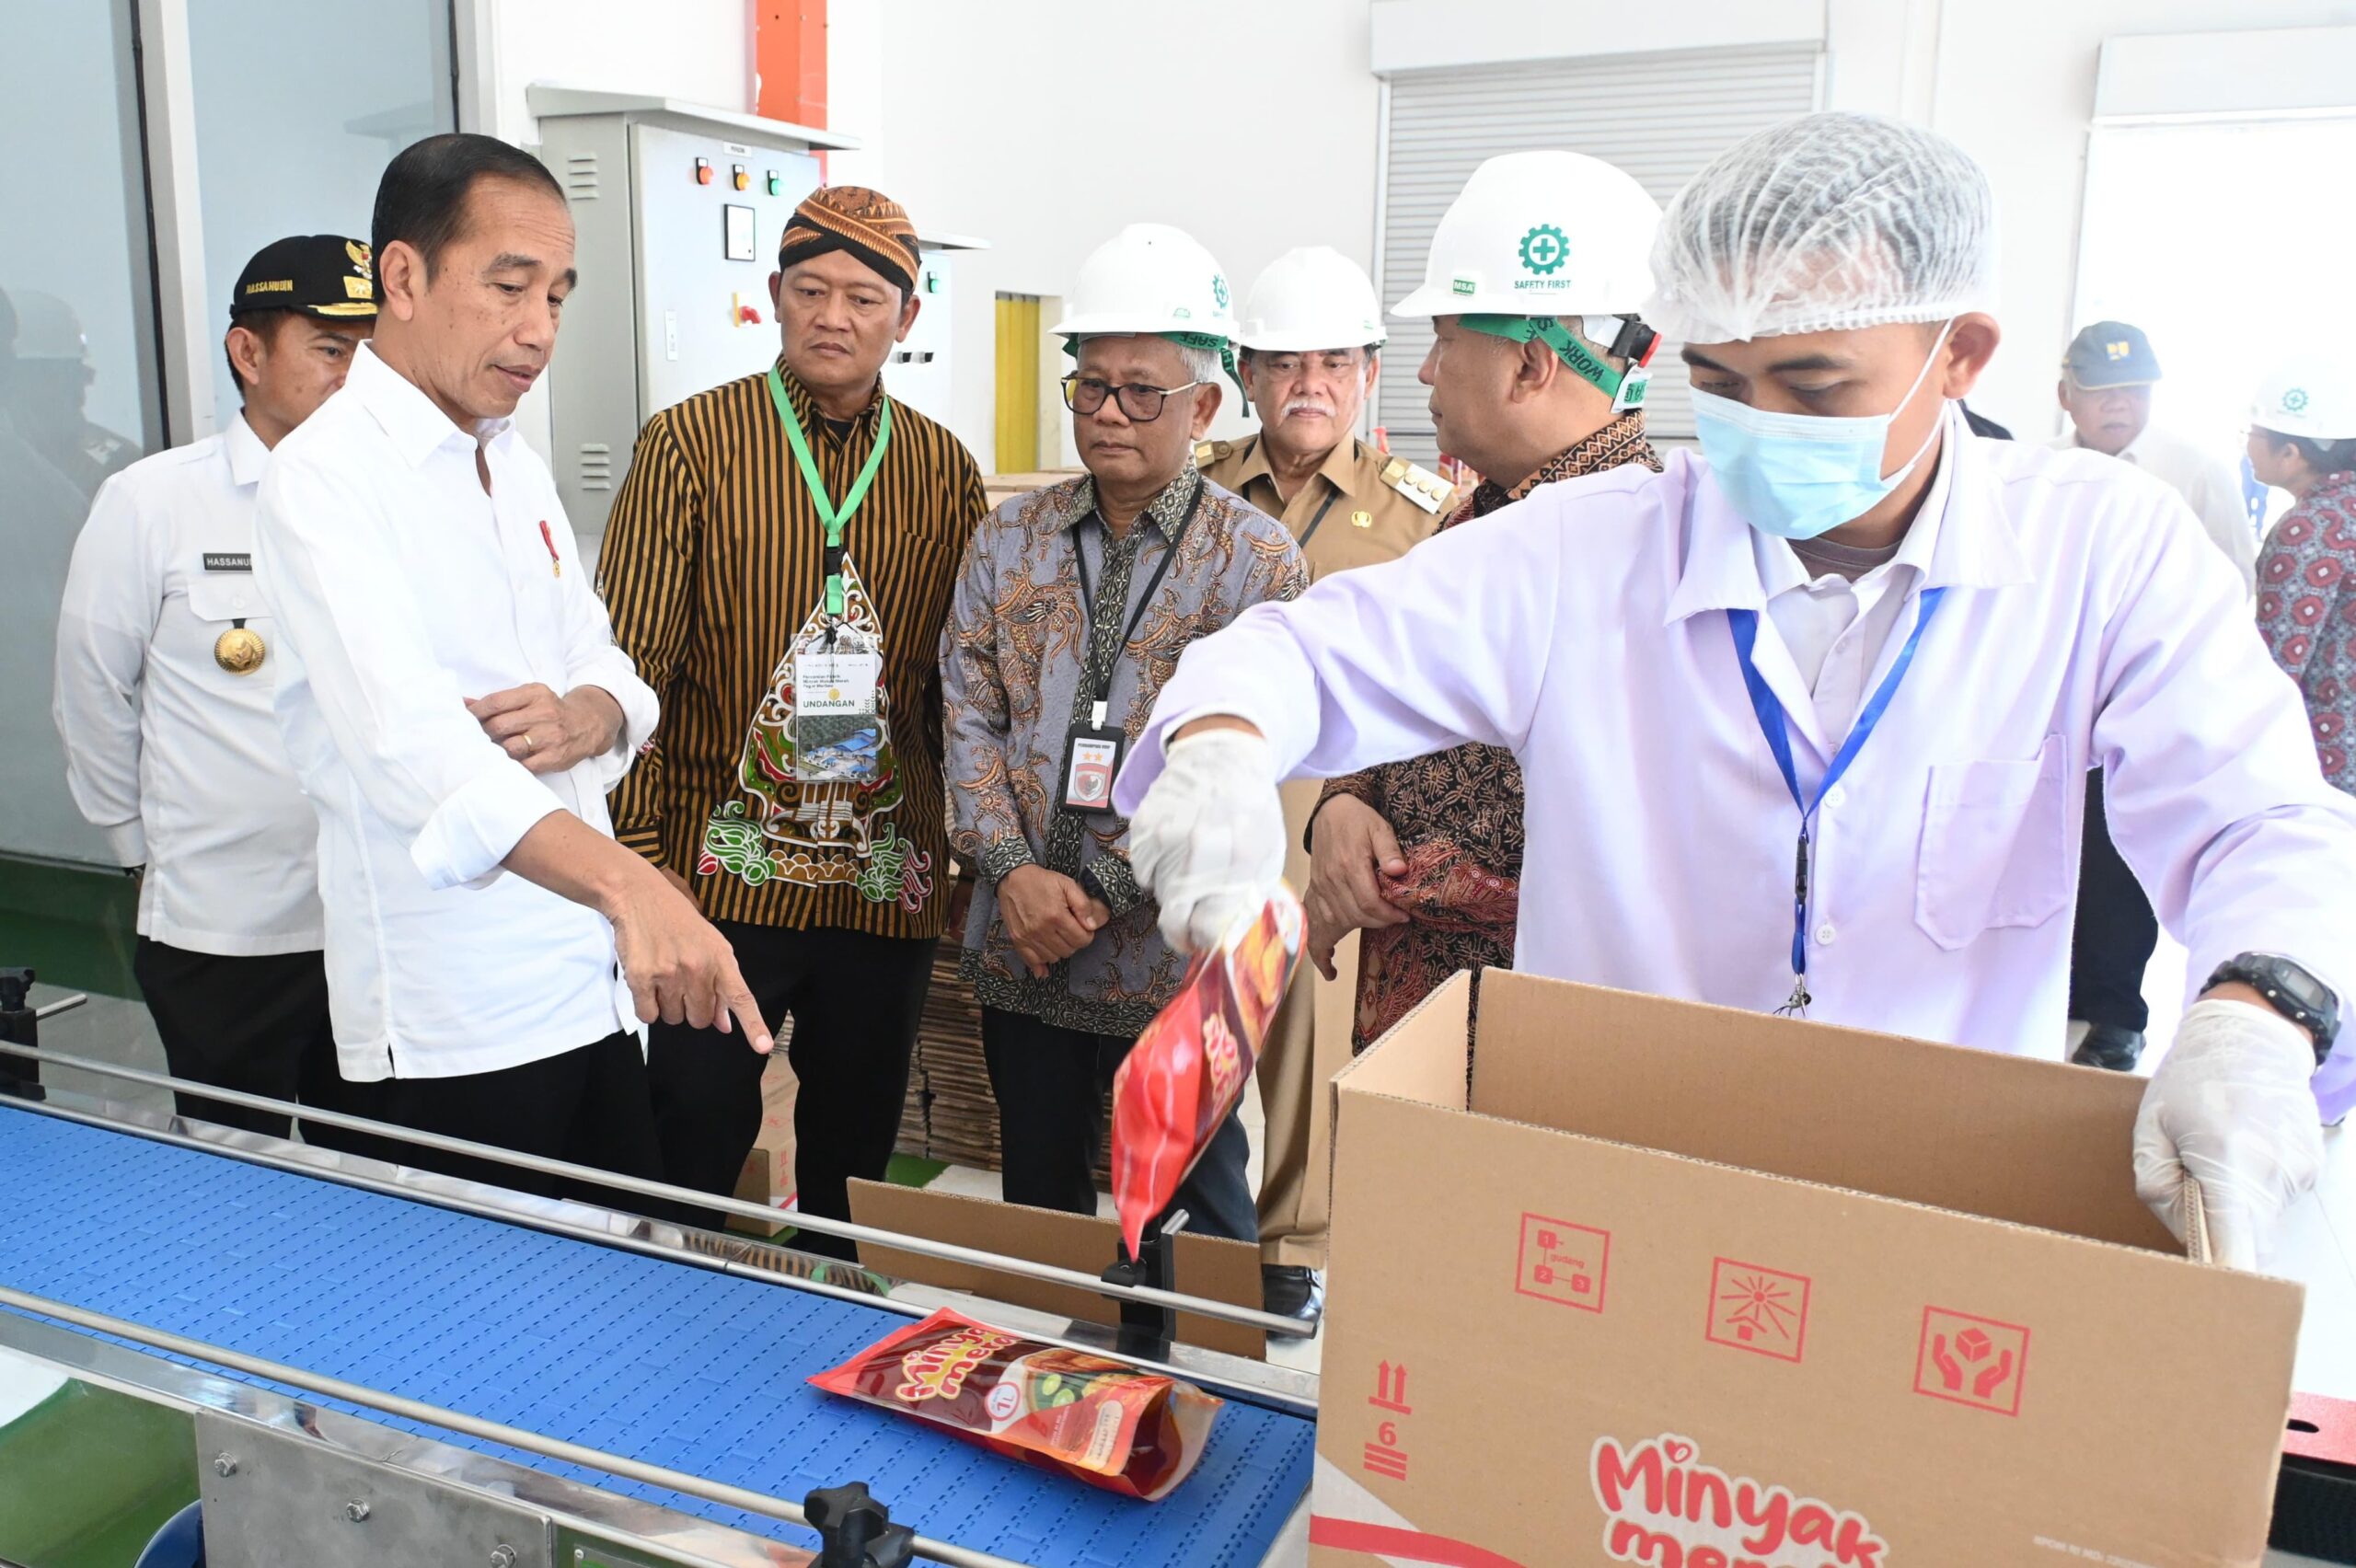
[1060,375,1204,421]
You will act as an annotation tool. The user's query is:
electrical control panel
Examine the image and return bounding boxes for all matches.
[887,245,958,426]
[534,93,837,542]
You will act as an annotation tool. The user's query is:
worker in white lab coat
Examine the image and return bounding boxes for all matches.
[1114,111,2356,1271]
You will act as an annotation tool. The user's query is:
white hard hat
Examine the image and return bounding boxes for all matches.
[1051,223,1237,344]
[2250,356,2356,443]
[9,290,89,363]
[1237,247,1384,352]
[1392,150,1662,321]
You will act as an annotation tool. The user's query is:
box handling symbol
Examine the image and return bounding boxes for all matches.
[1370,1360,1411,1415]
[1515,1213,1611,1313]
[1914,1306,2030,1416]
[1705,1258,1812,1364]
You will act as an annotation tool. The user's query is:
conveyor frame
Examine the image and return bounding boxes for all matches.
[0,1049,1320,1568]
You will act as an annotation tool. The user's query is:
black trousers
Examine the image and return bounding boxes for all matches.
[646,922,937,1259]
[322,1030,670,1216]
[980,1006,1257,1244]
[133,938,341,1139]
[2069,767,2158,1033]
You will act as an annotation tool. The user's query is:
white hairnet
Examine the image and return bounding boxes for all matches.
[1645,111,1997,344]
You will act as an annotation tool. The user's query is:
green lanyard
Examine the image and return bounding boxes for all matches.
[768,365,893,618]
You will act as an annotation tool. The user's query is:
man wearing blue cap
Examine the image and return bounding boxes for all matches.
[2054,322,2253,590]
[2052,321,2257,1072]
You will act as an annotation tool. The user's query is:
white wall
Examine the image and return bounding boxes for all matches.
[826,0,1381,467]
[1372,0,2356,437]
[477,0,751,144]
[468,0,2356,458]
[473,0,756,457]
[1889,0,2356,439]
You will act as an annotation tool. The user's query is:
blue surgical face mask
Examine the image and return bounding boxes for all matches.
[1692,325,1954,540]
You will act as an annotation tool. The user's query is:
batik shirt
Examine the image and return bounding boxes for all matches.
[944,466,1306,1035]
[599,361,986,938]
[1315,413,1661,1051]
[2257,472,2356,790]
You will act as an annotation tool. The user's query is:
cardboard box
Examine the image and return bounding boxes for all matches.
[848,1180,1265,1359]
[728,1054,799,1238]
[1310,971,2306,1567]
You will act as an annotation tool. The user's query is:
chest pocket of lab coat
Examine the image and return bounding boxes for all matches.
[1913,734,2071,951]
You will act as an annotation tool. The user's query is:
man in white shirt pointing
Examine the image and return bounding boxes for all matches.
[54,233,376,1136]
[257,133,769,1197]
[1117,112,2356,1273]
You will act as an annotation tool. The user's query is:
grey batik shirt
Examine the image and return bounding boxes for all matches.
[941,464,1307,1035]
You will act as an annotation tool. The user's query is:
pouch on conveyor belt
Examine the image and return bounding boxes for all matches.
[809,1308,1221,1500]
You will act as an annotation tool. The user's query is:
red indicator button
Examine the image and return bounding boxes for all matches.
[694,157,713,186]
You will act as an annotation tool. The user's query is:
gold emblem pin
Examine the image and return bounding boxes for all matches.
[214,625,266,675]
[1351,509,1373,528]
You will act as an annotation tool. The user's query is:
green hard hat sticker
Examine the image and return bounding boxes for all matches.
[1211,274,1230,308]
[1519,224,1568,277]
[1451,275,1477,296]
[2285,387,2311,412]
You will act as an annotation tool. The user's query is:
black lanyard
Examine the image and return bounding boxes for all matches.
[1295,489,1342,550]
[1072,487,1202,691]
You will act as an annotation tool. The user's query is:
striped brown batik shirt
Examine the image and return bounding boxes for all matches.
[597,358,987,940]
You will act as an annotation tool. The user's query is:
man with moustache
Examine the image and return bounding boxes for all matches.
[1195,244,1449,1317]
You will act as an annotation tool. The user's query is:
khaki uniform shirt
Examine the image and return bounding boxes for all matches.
[1195,433,1450,580]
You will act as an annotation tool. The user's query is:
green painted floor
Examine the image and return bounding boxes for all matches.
[0,854,946,1194]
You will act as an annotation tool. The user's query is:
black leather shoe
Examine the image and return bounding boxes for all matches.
[1262,1263,1323,1321]
[2072,1023,2145,1072]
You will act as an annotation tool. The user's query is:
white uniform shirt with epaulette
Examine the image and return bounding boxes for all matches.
[1195,433,1451,580]
[52,411,324,956]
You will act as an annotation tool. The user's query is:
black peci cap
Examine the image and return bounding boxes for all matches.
[228,234,377,320]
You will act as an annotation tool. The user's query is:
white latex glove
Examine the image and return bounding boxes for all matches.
[2133,997,2325,1271]
[1126,726,1288,953]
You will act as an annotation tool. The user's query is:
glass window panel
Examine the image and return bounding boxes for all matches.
[0,0,162,866]
[187,0,456,417]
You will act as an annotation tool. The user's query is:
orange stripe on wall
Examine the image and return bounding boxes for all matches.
[756,0,827,128]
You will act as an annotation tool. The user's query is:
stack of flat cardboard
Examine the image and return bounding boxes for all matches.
[728,1048,799,1238]
[849,1180,1265,1358]
[982,469,1081,513]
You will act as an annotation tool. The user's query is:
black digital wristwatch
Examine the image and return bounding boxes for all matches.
[2205,952,2340,1065]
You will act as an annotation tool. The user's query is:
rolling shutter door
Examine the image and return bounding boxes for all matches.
[1377,46,1820,460]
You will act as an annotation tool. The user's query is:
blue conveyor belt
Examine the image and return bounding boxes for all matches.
[0,1106,1313,1566]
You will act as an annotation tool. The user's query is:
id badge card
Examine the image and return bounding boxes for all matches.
[792,633,884,783]
[1060,713,1126,813]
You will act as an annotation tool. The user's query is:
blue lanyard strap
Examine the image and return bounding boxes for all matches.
[1726,584,1947,1011]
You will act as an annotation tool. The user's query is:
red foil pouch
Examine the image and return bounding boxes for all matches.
[1111,890,1305,1257]
[808,1308,1222,1501]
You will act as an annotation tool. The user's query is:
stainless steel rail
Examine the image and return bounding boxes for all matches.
[0,1036,1311,1338]
[0,1282,1036,1568]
